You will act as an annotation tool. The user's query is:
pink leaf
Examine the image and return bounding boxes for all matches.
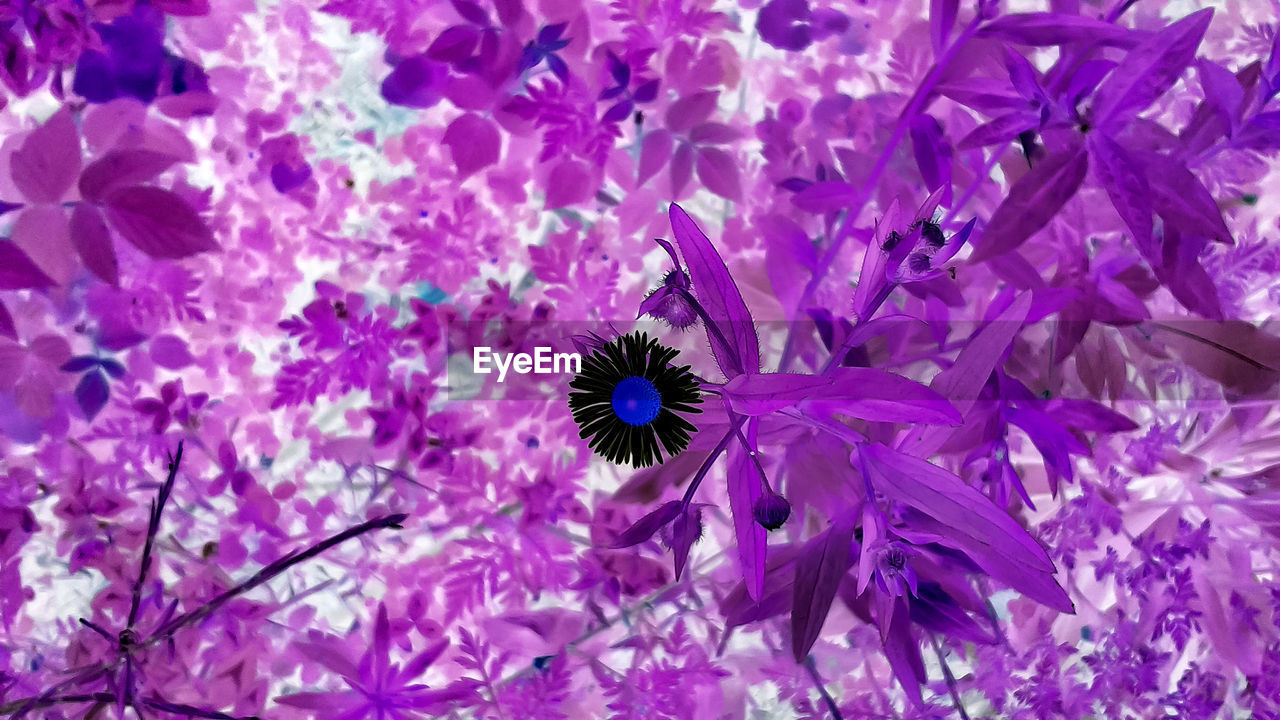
[970,141,1088,261]
[69,204,119,287]
[12,205,75,286]
[978,13,1142,48]
[728,436,766,599]
[103,186,218,258]
[637,129,673,187]
[790,512,856,661]
[695,147,741,201]
[669,203,759,376]
[11,108,81,203]
[670,142,694,197]
[0,241,55,290]
[78,149,180,203]
[665,91,719,134]
[1091,9,1213,127]
[442,113,501,178]
[544,159,593,209]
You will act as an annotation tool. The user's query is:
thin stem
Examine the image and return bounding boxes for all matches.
[804,655,845,720]
[129,442,184,630]
[929,634,971,720]
[144,513,407,646]
[674,287,744,376]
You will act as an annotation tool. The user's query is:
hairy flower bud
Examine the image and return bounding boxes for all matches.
[752,491,791,530]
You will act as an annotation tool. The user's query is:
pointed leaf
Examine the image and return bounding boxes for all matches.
[1142,153,1231,244]
[695,147,742,202]
[0,241,55,290]
[728,438,766,598]
[929,0,958,54]
[1088,132,1153,257]
[970,142,1088,261]
[957,112,1040,150]
[669,203,759,376]
[665,91,718,134]
[1091,9,1213,127]
[790,513,855,661]
[78,149,179,203]
[11,109,81,203]
[723,373,833,416]
[70,204,119,287]
[638,129,673,186]
[75,370,110,421]
[0,300,14,340]
[1196,59,1243,135]
[806,368,961,425]
[544,159,593,209]
[670,142,694,196]
[792,181,857,213]
[609,501,682,548]
[882,599,926,707]
[978,13,1142,48]
[103,186,218,258]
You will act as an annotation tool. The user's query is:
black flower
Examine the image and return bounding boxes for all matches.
[567,332,702,468]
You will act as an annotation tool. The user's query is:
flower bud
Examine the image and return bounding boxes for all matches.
[752,492,791,531]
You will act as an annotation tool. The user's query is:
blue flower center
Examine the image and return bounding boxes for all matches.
[611,376,661,426]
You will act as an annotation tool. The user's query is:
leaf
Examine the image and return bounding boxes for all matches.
[722,373,833,416]
[543,159,592,209]
[78,149,180,203]
[12,206,75,286]
[957,112,1040,150]
[970,141,1088,261]
[150,0,211,15]
[882,598,926,707]
[0,300,14,340]
[1149,320,1280,395]
[805,368,962,425]
[859,444,1074,613]
[792,181,857,213]
[150,334,194,369]
[60,355,100,373]
[103,186,218,258]
[929,0,958,54]
[609,501,681,548]
[665,91,719,134]
[442,113,501,177]
[70,204,119,287]
[790,513,855,661]
[670,142,694,197]
[0,242,55,291]
[427,25,481,63]
[637,129,673,187]
[695,147,742,202]
[669,203,759,376]
[1141,153,1231,244]
[1091,9,1213,128]
[1158,229,1223,320]
[1087,132,1154,257]
[75,370,110,421]
[1196,59,1243,136]
[978,13,1142,48]
[11,108,81,203]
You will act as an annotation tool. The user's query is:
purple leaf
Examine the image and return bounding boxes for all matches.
[443,113,501,177]
[450,0,490,26]
[805,368,961,425]
[11,108,81,203]
[882,599,926,707]
[929,0,958,54]
[1091,9,1213,128]
[978,13,1141,48]
[665,91,719,134]
[695,147,742,202]
[637,129,673,186]
[1159,229,1224,320]
[669,203,760,377]
[381,54,447,109]
[688,122,740,145]
[633,79,659,103]
[150,334,194,369]
[790,512,855,661]
[792,181,857,213]
[670,503,704,580]
[1141,153,1231,244]
[70,204,120,287]
[270,161,312,193]
[427,25,481,63]
[610,501,681,548]
[61,355,100,373]
[859,444,1073,613]
[103,186,218,259]
[78,149,180,204]
[908,113,952,203]
[546,54,569,83]
[957,112,1040,150]
[75,370,110,421]
[757,0,812,51]
[601,99,633,123]
[970,141,1088,261]
[723,373,833,416]
[1003,46,1042,101]
[1087,132,1154,257]
[0,300,14,340]
[1196,59,1243,136]
[537,22,567,44]
[0,242,55,290]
